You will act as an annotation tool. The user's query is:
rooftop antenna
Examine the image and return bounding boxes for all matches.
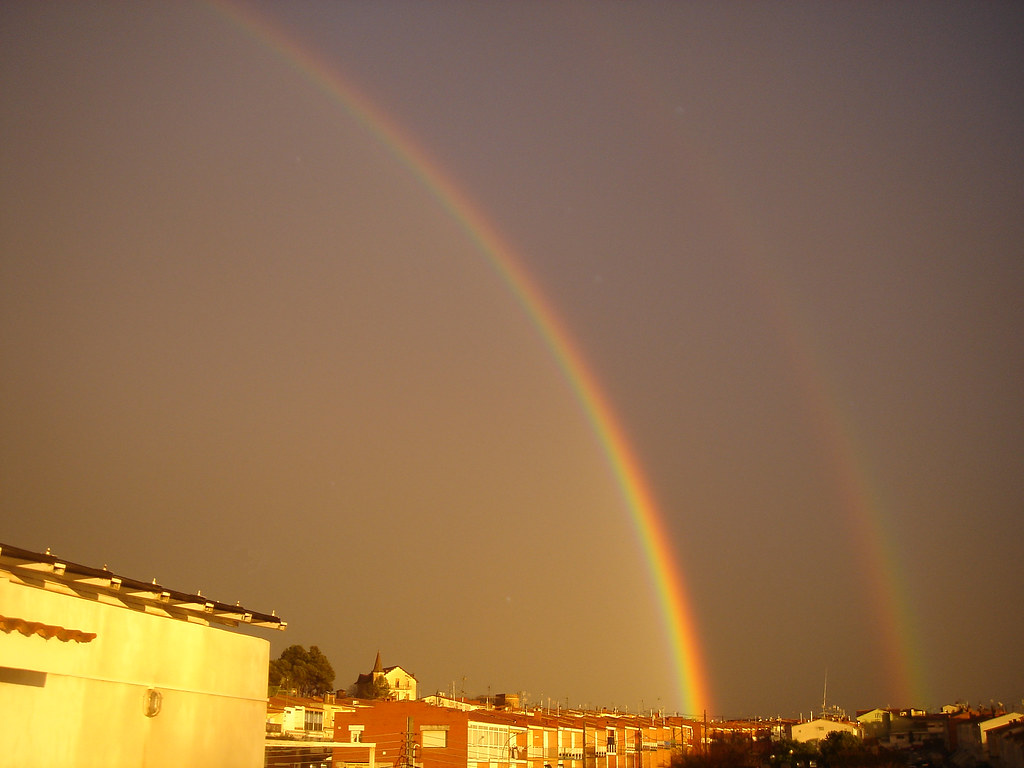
[822,669,828,718]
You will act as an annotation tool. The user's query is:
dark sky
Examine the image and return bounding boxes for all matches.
[2,1,1022,718]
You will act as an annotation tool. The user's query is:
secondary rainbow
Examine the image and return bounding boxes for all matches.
[768,282,925,704]
[597,45,927,707]
[209,0,713,715]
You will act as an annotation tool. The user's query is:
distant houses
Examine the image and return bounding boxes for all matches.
[255,693,1023,768]
[851,706,1024,768]
[332,697,693,768]
[957,711,1024,767]
[857,706,953,751]
[3,541,1019,768]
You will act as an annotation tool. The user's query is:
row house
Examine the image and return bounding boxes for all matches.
[267,693,356,740]
[265,693,360,768]
[332,700,687,768]
[267,694,322,738]
[988,719,1024,768]
[857,708,955,751]
[703,718,773,745]
[957,713,1024,765]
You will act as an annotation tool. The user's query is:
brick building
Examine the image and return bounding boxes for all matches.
[332,699,688,768]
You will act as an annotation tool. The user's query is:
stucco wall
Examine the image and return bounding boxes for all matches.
[0,574,270,768]
[791,718,860,743]
[383,667,417,700]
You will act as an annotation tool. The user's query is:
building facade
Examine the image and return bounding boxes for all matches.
[0,542,284,768]
[790,718,860,744]
[353,651,418,701]
[333,699,686,768]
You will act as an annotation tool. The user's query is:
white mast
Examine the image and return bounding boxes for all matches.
[822,669,828,718]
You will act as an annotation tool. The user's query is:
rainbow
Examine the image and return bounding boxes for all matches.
[690,147,927,707]
[765,279,926,706]
[207,0,712,714]
[580,29,927,707]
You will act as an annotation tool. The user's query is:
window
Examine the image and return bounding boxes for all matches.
[422,727,448,748]
[351,726,364,743]
[305,709,323,732]
[471,724,525,762]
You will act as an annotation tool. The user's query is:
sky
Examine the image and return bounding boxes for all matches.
[2,1,1022,719]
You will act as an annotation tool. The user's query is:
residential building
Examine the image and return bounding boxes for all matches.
[791,718,860,743]
[857,708,893,742]
[265,693,358,768]
[0,542,284,767]
[988,719,1024,768]
[353,651,418,701]
[421,693,481,711]
[704,718,773,745]
[268,693,327,739]
[332,699,683,768]
[858,708,954,751]
[980,715,1024,748]
[958,713,1024,764]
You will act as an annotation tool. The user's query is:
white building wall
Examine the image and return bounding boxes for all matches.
[791,719,860,743]
[982,715,1024,745]
[0,573,270,768]
[384,667,417,700]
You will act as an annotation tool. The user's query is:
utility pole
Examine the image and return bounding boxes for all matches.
[399,716,415,768]
[703,710,708,757]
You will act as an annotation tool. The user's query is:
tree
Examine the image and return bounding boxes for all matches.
[764,739,818,768]
[269,644,335,697]
[672,733,768,768]
[818,732,863,768]
[817,732,905,768]
[349,675,392,700]
[366,676,391,701]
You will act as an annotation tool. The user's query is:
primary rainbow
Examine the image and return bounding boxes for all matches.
[209,0,712,715]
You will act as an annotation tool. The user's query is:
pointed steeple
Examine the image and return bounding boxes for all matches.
[372,650,383,675]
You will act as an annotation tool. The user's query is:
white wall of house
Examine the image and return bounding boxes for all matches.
[282,705,306,733]
[421,694,478,710]
[0,573,270,768]
[981,715,1024,745]
[383,667,417,701]
[791,719,860,743]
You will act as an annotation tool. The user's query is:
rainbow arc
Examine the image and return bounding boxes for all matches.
[209,0,713,715]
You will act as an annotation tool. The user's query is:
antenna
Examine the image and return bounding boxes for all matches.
[822,669,828,717]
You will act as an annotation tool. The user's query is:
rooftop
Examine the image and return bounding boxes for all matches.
[0,542,285,631]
